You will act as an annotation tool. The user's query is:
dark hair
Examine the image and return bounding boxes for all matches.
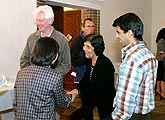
[84,34,105,56]
[156,28,165,43]
[112,12,143,41]
[31,37,59,66]
[82,18,93,27]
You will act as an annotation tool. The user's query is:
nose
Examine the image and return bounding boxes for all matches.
[115,33,119,38]
[90,26,95,30]
[83,46,85,51]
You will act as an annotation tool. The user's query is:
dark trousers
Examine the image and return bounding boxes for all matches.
[68,106,112,120]
[129,113,150,120]
[68,87,113,120]
[68,105,94,120]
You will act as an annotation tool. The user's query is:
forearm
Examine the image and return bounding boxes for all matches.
[67,89,78,102]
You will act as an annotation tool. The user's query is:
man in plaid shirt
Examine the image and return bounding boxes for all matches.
[111,13,158,120]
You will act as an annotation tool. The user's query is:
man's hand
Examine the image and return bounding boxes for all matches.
[67,89,78,102]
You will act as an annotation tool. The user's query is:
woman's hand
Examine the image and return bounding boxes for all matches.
[67,89,78,102]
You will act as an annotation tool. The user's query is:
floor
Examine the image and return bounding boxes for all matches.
[57,94,165,120]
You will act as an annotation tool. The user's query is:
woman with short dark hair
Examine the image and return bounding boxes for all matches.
[14,37,76,120]
[69,34,116,120]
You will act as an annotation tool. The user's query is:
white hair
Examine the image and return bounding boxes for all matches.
[33,5,54,23]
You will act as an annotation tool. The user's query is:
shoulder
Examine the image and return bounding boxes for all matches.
[51,29,68,45]
[97,54,114,69]
[71,36,83,45]
[27,31,40,42]
[99,54,113,64]
[18,66,62,79]
[42,66,63,79]
[158,39,165,43]
[158,39,165,46]
[52,29,66,39]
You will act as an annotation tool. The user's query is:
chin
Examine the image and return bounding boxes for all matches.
[85,55,89,58]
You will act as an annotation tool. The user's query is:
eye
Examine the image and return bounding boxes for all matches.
[86,45,91,48]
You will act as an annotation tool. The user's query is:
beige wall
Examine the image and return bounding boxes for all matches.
[101,0,152,63]
[101,0,165,63]
[0,0,36,77]
[151,0,165,54]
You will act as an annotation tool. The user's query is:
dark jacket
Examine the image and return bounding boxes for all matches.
[78,54,116,112]
[70,31,88,82]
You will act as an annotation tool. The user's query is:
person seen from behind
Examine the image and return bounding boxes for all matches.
[14,37,77,120]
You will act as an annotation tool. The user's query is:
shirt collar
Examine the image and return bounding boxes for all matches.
[122,41,145,52]
[121,41,145,60]
[41,26,53,37]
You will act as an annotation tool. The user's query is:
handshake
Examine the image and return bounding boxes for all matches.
[67,89,79,102]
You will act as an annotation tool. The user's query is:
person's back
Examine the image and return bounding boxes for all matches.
[14,37,76,120]
[14,66,71,119]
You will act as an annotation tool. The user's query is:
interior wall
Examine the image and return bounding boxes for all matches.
[100,0,153,63]
[151,0,165,54]
[0,0,36,78]
[48,0,156,64]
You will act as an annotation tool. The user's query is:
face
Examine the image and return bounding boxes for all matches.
[83,20,95,36]
[83,41,96,59]
[35,13,51,33]
[115,26,130,47]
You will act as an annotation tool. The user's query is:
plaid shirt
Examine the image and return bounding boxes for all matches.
[14,65,72,120]
[112,41,158,120]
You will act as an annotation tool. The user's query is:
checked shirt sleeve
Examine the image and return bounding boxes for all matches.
[53,74,72,108]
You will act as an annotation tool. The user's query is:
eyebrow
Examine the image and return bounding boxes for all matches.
[86,25,95,27]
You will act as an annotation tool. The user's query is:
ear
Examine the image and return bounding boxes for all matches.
[127,30,134,38]
[51,53,58,65]
[48,18,53,25]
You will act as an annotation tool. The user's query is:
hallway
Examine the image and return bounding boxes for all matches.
[57,94,165,120]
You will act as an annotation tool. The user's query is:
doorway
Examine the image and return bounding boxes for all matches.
[37,1,100,90]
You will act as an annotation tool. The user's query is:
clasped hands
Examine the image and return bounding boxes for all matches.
[67,89,78,102]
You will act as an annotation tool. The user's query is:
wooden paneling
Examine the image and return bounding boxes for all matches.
[50,6,64,33]
[64,10,81,46]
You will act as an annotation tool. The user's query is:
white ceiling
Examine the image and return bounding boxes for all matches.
[46,0,105,10]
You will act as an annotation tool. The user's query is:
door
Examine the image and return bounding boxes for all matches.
[64,10,81,46]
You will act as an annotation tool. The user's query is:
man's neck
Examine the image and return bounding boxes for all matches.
[41,26,53,37]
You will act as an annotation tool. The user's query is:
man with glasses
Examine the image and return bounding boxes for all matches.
[20,5,71,76]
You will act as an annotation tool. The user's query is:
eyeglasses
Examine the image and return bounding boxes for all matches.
[35,18,47,24]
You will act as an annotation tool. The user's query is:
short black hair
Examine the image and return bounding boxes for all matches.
[156,28,165,43]
[84,34,105,56]
[82,18,93,27]
[31,37,59,66]
[112,12,143,41]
